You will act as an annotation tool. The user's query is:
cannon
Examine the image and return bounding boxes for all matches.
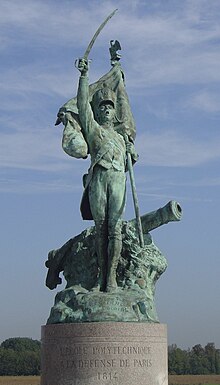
[137,200,182,234]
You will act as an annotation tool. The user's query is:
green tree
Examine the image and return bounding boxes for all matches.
[0,348,19,375]
[189,344,210,374]
[168,343,220,375]
[1,337,40,352]
[0,337,40,375]
[215,348,220,374]
[17,351,40,375]
[205,342,217,373]
[168,344,190,374]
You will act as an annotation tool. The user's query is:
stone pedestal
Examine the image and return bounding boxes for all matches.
[41,323,168,385]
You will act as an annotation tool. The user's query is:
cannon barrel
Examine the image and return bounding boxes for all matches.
[131,200,182,234]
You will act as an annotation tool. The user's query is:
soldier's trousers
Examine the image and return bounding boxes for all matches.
[88,165,126,229]
[88,165,126,289]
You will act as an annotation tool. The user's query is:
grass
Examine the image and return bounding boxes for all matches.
[168,374,220,385]
[0,377,40,385]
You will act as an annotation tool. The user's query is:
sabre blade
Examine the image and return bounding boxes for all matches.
[83,9,118,60]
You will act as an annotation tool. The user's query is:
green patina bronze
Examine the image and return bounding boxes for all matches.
[46,201,182,323]
[46,13,182,323]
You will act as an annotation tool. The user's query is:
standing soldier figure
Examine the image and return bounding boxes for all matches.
[76,58,138,292]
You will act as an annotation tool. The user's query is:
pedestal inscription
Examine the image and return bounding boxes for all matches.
[41,323,168,385]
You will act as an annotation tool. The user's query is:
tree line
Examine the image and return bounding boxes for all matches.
[168,343,220,375]
[0,338,220,376]
[0,338,40,375]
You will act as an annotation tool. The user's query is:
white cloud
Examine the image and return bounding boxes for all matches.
[0,62,76,100]
[188,90,220,113]
[0,0,118,49]
[0,127,84,172]
[1,0,220,173]
[3,121,219,173]
[1,0,220,96]
[0,176,81,194]
[176,176,220,188]
[136,130,220,167]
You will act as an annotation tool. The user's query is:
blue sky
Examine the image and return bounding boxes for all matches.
[1,0,220,349]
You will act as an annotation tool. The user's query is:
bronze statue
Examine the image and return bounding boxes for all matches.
[46,11,182,324]
[55,18,138,293]
[75,57,138,292]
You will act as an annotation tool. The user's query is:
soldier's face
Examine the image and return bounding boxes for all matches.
[98,103,115,124]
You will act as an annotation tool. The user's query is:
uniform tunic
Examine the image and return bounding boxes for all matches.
[77,75,127,223]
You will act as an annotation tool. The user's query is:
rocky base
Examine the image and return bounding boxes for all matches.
[45,200,183,325]
[47,286,159,324]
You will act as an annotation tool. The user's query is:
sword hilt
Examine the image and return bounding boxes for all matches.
[75,58,91,72]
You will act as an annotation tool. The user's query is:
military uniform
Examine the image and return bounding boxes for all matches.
[76,74,136,291]
[77,76,127,223]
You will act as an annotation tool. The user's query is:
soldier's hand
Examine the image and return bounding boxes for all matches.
[75,58,89,75]
[126,141,134,154]
[125,141,139,161]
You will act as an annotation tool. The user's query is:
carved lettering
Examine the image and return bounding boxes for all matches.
[60,359,117,369]
[119,358,130,367]
[59,343,153,379]
[60,346,88,356]
[92,345,151,355]
[87,297,129,314]
[97,372,118,381]
[133,359,152,368]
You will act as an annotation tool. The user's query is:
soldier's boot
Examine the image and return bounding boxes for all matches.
[94,220,108,292]
[106,220,122,292]
[106,239,121,292]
